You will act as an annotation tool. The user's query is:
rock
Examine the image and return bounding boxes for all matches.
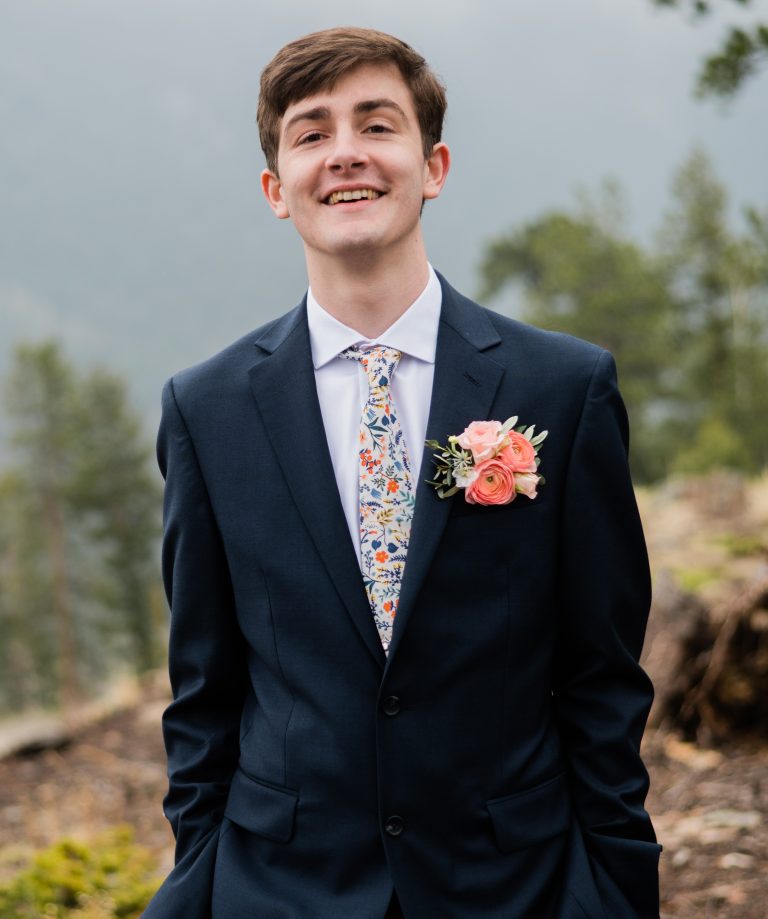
[703,809,761,830]
[656,808,761,847]
[663,736,723,771]
[671,847,691,867]
[0,716,70,759]
[719,852,755,869]
[708,883,748,905]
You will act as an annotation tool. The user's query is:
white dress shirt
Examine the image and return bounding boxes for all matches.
[307,266,442,559]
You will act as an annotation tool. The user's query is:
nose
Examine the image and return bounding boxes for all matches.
[324,126,368,172]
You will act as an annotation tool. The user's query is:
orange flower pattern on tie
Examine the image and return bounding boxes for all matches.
[341,346,415,654]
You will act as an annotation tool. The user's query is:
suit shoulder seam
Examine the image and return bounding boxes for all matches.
[166,376,219,518]
[560,347,610,483]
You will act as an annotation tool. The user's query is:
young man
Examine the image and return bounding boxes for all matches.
[144,27,660,919]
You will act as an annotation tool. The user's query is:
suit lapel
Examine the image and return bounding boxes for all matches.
[248,304,386,668]
[386,278,505,665]
[248,280,505,671]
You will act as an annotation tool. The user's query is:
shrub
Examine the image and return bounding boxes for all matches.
[0,826,161,918]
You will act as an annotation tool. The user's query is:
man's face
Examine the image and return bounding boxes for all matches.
[261,63,449,262]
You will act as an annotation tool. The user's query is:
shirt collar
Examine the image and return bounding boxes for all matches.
[307,265,442,370]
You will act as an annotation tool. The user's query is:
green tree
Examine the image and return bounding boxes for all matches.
[478,185,678,481]
[652,0,768,97]
[658,149,768,472]
[67,369,161,673]
[0,468,75,710]
[477,154,768,480]
[5,343,81,708]
[1,342,162,713]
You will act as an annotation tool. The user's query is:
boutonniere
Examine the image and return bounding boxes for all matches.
[426,417,547,505]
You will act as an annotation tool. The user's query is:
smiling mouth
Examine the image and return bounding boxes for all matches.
[325,188,382,205]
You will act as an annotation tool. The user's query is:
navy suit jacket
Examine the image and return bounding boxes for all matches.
[143,275,660,918]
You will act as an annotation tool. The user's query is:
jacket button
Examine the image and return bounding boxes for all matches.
[382,695,401,716]
[385,815,404,837]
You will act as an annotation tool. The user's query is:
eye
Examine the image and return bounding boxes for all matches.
[364,123,391,135]
[298,131,325,145]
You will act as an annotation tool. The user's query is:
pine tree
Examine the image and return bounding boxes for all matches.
[1,341,161,713]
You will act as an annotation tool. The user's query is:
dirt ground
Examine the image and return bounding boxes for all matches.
[0,684,765,917]
[0,472,766,916]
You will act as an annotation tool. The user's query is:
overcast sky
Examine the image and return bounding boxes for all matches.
[1,0,766,426]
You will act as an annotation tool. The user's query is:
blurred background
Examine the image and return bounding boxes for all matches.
[0,1,766,916]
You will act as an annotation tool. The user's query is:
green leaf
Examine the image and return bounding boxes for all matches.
[500,415,518,433]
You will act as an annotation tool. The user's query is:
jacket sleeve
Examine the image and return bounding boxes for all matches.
[553,350,661,918]
[157,377,248,864]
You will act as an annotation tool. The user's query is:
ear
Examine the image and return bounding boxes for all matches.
[261,168,290,219]
[422,142,451,202]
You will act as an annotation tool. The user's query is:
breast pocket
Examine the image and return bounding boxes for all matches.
[449,492,548,519]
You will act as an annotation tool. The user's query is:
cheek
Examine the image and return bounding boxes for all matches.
[281,181,315,221]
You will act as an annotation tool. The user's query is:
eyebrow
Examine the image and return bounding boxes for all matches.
[283,105,331,135]
[354,98,407,119]
[283,97,408,137]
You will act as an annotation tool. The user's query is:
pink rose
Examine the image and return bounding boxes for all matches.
[514,472,539,499]
[498,431,536,472]
[456,420,504,462]
[464,458,516,505]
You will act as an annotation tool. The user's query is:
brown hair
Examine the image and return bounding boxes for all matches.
[257,27,447,174]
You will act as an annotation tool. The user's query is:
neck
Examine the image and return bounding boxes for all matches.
[306,238,431,339]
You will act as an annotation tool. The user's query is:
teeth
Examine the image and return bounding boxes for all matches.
[328,189,381,205]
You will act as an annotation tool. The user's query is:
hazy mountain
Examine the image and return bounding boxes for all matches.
[2,0,766,432]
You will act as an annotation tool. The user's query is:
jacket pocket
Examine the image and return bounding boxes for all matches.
[223,767,298,843]
[449,493,546,518]
[486,771,570,853]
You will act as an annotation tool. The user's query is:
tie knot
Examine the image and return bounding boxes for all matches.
[341,346,402,388]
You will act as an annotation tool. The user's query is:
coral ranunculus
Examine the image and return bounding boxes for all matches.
[498,431,536,472]
[464,458,516,505]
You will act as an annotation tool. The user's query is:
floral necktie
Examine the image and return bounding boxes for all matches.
[341,346,415,653]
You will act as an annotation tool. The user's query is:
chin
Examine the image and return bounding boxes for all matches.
[324,233,387,257]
